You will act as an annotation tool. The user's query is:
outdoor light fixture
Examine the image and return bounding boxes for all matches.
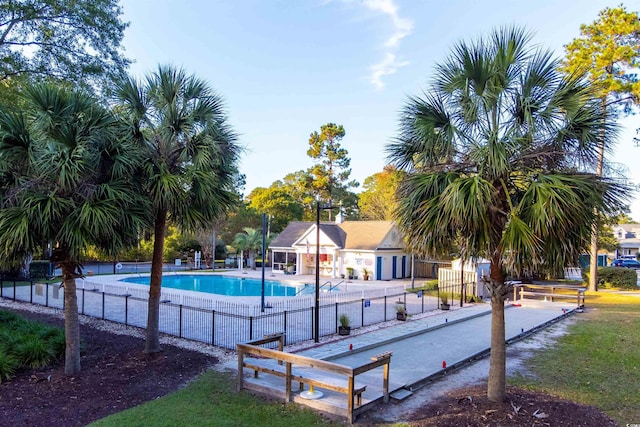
[314,200,336,343]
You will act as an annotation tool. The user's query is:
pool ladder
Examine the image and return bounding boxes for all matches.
[294,280,344,296]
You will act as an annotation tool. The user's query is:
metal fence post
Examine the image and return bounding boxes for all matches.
[335,302,338,334]
[45,283,49,307]
[283,311,287,346]
[211,310,215,345]
[179,304,183,338]
[81,288,85,315]
[125,295,129,326]
[101,292,105,319]
[384,295,387,322]
[361,298,365,327]
[30,280,33,304]
[249,316,254,340]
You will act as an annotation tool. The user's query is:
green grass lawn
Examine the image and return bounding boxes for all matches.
[510,291,640,425]
[89,370,342,427]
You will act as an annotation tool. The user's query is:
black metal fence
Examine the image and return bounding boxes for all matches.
[0,278,473,350]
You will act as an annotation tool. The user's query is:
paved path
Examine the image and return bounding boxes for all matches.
[296,300,577,398]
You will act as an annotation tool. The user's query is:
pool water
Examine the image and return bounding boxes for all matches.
[120,275,305,297]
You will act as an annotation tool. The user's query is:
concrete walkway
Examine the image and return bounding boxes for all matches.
[301,300,576,399]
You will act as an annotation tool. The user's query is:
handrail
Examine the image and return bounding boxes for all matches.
[330,280,344,291]
[319,280,333,292]
[294,283,311,296]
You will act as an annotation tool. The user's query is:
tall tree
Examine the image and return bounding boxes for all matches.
[247,186,303,234]
[232,227,262,270]
[307,123,358,217]
[562,5,640,291]
[388,27,626,402]
[0,84,148,374]
[0,0,130,88]
[115,65,241,354]
[359,165,402,220]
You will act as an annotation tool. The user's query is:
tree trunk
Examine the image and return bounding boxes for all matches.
[250,250,256,270]
[145,210,167,354]
[61,262,81,375]
[487,295,506,402]
[589,98,606,292]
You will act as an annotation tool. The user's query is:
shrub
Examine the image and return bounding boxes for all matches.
[596,267,638,290]
[15,336,56,369]
[0,309,65,380]
[424,280,438,291]
[0,351,19,382]
[0,310,20,324]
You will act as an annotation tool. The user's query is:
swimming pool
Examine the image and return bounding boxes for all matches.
[120,275,306,297]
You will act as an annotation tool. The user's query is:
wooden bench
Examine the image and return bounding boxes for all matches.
[237,334,392,423]
[513,283,585,307]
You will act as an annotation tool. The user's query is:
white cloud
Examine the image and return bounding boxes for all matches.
[369,52,409,90]
[360,0,413,89]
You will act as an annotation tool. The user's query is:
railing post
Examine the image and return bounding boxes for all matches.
[384,295,387,322]
[45,283,49,307]
[101,291,105,319]
[249,316,254,340]
[211,310,215,345]
[283,311,287,346]
[335,302,338,334]
[361,298,364,327]
[179,304,183,337]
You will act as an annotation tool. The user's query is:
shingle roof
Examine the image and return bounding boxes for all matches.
[269,222,313,248]
[338,221,395,250]
[269,220,397,251]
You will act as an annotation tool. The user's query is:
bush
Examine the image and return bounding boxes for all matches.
[596,267,638,290]
[0,351,19,382]
[29,261,51,279]
[0,309,65,380]
[15,337,56,369]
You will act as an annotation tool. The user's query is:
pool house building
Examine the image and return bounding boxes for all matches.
[269,218,411,281]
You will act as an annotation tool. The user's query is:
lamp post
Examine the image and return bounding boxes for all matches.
[314,200,336,343]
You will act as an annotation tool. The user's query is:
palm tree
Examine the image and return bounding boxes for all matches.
[115,65,241,353]
[233,227,263,270]
[0,84,148,374]
[387,28,626,402]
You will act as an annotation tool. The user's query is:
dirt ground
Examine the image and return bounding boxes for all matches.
[0,301,616,427]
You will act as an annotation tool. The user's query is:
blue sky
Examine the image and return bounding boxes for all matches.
[120,0,640,219]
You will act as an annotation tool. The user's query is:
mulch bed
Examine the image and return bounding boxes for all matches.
[401,385,617,427]
[0,307,215,427]
[0,305,617,427]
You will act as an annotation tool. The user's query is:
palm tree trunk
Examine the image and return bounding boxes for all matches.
[61,262,81,375]
[250,250,256,270]
[145,210,167,353]
[487,294,506,402]
[487,246,506,402]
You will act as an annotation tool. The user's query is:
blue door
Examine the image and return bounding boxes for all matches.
[401,256,406,278]
[376,257,382,280]
[392,256,397,279]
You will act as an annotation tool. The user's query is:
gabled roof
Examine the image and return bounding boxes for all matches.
[269,222,312,248]
[338,221,396,250]
[269,220,398,251]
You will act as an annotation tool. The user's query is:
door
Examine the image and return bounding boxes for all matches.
[392,256,397,279]
[401,256,406,278]
[376,256,382,280]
